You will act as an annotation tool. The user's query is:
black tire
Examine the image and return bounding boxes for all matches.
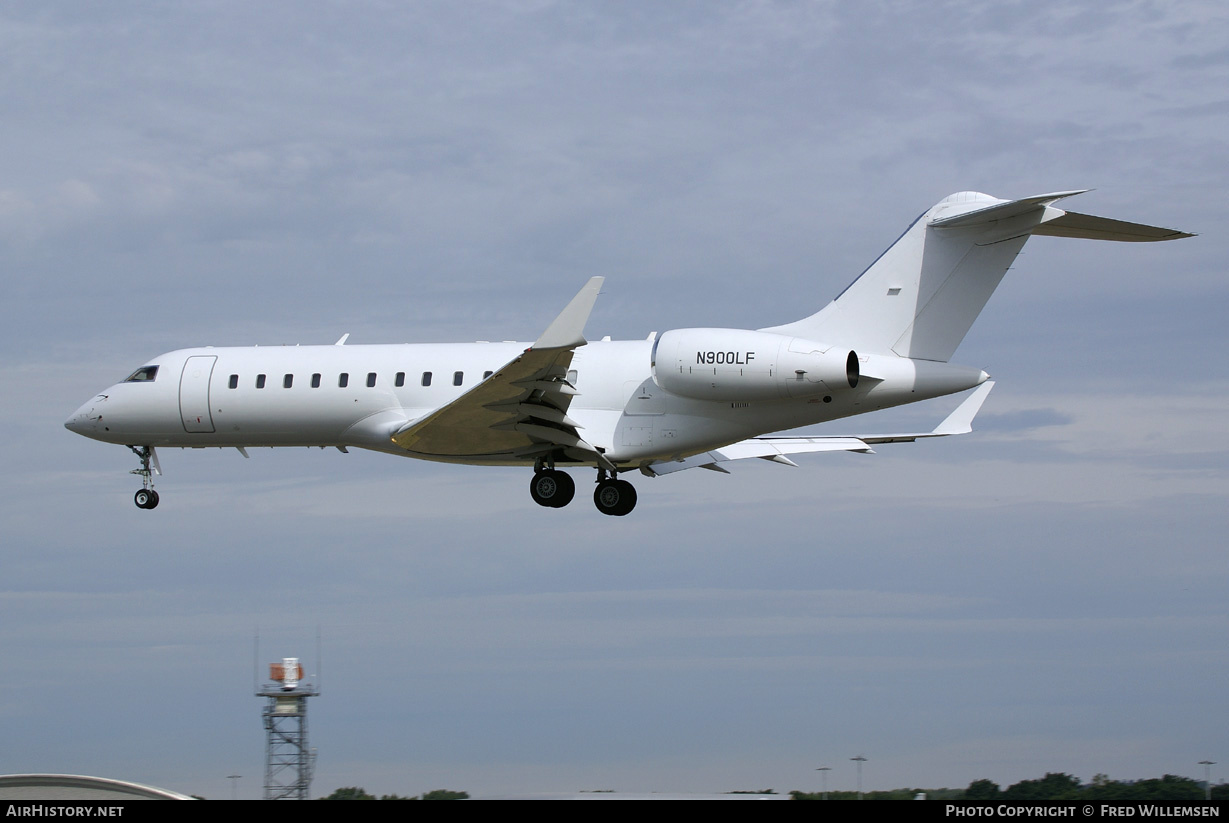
[134,489,153,509]
[549,471,575,507]
[530,470,575,508]
[146,490,160,509]
[593,478,637,516]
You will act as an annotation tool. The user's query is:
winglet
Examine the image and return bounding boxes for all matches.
[932,381,995,435]
[533,276,604,350]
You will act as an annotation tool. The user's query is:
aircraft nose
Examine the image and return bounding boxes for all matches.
[65,397,104,437]
[65,407,90,434]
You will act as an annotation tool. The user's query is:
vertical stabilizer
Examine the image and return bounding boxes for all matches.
[760,190,1191,363]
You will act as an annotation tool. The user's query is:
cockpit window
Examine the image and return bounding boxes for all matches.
[123,366,159,383]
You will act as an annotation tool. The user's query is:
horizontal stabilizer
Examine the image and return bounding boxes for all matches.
[1033,211,1194,242]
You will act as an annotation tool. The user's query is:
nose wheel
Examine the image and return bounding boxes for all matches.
[128,445,161,510]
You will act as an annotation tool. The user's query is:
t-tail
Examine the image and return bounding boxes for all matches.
[761,191,1193,362]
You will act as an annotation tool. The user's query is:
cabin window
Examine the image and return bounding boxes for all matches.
[395,372,405,387]
[256,374,266,389]
[367,372,377,388]
[338,373,349,388]
[283,374,293,389]
[421,371,432,387]
[228,374,238,389]
[123,366,159,383]
[311,373,321,388]
[453,371,463,386]
[483,370,493,380]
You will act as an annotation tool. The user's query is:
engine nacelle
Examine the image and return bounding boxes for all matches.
[651,328,858,401]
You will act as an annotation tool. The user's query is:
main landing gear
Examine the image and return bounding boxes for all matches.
[529,460,637,516]
[592,473,636,517]
[529,467,576,508]
[128,445,160,510]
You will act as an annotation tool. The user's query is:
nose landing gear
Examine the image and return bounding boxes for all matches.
[128,445,160,509]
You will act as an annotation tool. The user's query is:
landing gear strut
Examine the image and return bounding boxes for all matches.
[593,469,637,516]
[128,445,160,509]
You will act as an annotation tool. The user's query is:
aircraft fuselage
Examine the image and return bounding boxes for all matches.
[66,339,984,465]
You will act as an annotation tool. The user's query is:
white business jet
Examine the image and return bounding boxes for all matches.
[66,190,1190,515]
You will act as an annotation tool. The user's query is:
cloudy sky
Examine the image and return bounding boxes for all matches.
[2,1,1226,800]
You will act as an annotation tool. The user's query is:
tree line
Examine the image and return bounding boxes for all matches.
[791,772,1226,801]
[320,787,468,800]
[318,772,1226,801]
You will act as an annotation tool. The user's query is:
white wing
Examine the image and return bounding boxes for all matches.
[390,277,615,470]
[643,382,994,476]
